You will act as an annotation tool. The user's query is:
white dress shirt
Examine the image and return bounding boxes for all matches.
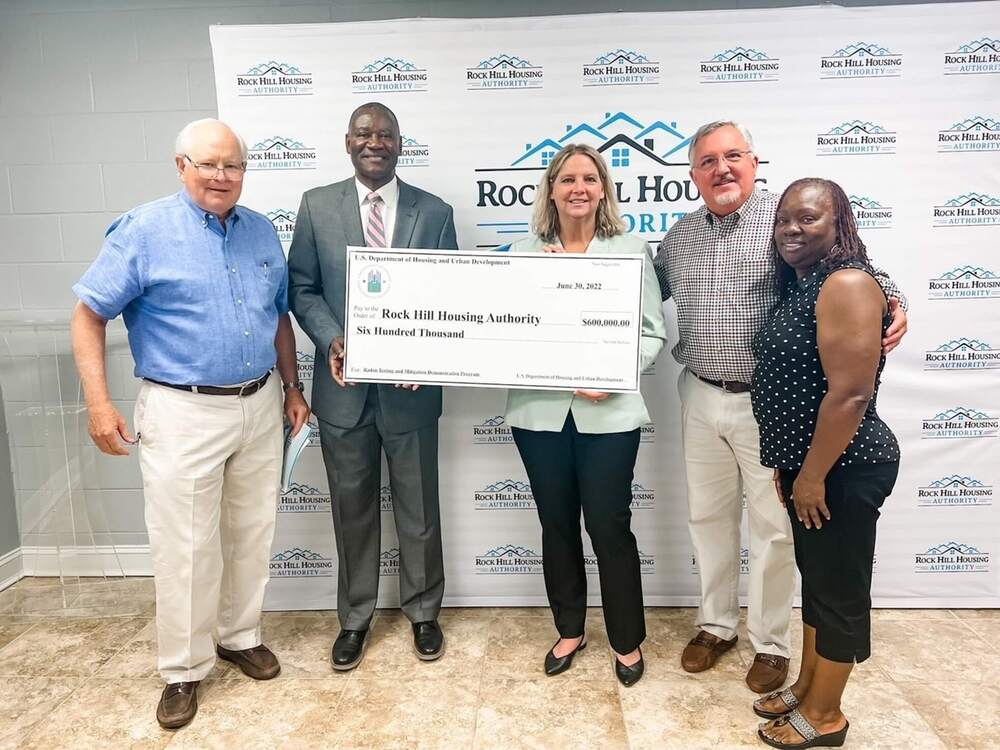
[355,176,399,247]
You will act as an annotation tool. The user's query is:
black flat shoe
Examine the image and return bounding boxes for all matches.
[331,628,369,671]
[412,620,445,661]
[544,636,587,676]
[614,649,644,687]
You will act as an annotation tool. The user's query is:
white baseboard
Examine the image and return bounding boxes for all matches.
[0,547,23,591]
[19,545,152,578]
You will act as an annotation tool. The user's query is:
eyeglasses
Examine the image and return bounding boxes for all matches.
[693,149,754,172]
[183,155,246,180]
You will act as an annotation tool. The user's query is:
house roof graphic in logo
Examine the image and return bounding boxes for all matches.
[923,541,984,555]
[380,548,400,563]
[711,46,771,61]
[271,548,324,561]
[244,61,304,76]
[252,136,309,151]
[939,266,997,280]
[267,209,297,224]
[475,54,535,69]
[362,57,418,73]
[929,475,985,488]
[481,544,540,558]
[825,120,889,135]
[296,351,313,364]
[954,38,1000,54]
[850,195,887,210]
[591,49,651,65]
[944,192,1000,207]
[930,407,991,421]
[933,338,991,352]
[477,416,507,427]
[401,135,423,147]
[512,111,690,167]
[482,479,532,492]
[283,482,324,496]
[831,42,894,57]
[947,115,1000,132]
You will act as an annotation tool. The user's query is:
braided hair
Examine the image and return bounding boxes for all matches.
[772,178,871,297]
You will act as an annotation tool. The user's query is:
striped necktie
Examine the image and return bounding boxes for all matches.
[365,192,386,247]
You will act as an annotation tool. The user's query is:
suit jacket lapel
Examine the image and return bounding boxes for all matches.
[393,179,419,248]
[336,180,364,247]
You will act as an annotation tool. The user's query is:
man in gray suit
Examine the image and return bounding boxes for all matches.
[288,102,457,670]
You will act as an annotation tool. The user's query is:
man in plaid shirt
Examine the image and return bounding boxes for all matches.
[653,121,907,694]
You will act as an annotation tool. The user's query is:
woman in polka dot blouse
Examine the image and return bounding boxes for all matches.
[750,178,900,750]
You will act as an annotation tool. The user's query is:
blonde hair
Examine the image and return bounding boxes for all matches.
[531,144,626,242]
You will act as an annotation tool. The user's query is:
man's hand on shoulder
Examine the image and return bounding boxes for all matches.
[88,400,135,456]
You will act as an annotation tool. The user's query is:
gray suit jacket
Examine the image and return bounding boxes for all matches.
[288,177,458,432]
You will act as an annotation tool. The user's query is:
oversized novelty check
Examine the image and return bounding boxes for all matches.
[343,247,646,392]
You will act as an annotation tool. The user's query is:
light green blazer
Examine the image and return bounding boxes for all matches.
[504,233,668,434]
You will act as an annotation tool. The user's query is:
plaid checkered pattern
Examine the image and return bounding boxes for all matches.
[653,189,904,384]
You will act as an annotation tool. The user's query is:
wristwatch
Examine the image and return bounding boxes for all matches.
[282,381,304,393]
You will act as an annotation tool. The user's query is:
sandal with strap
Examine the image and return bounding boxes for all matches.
[758,708,849,749]
[753,687,800,719]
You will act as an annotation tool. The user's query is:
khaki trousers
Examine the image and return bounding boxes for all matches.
[135,375,282,683]
[678,368,795,658]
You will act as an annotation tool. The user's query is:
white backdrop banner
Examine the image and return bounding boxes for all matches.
[210,2,1000,609]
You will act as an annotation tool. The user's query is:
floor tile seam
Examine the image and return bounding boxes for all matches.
[0,619,41,659]
[14,672,95,748]
[949,612,1000,651]
[886,681,956,750]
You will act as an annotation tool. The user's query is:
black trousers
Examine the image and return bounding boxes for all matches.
[511,414,645,654]
[780,461,899,664]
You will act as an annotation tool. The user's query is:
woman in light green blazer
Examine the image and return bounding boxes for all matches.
[506,144,666,687]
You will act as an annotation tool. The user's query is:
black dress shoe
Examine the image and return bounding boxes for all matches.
[544,636,587,676]
[331,628,369,671]
[412,620,445,660]
[156,681,199,729]
[614,649,644,687]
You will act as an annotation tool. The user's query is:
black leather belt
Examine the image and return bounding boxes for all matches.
[692,372,751,394]
[147,370,271,397]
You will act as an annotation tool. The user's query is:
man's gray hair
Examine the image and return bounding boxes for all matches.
[687,120,755,164]
[174,118,248,162]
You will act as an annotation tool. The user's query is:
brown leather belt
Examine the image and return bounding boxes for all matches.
[693,372,751,394]
[147,370,271,397]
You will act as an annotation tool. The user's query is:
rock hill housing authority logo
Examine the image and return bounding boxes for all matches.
[937,116,1000,153]
[816,120,896,156]
[474,479,534,510]
[915,542,991,573]
[582,49,660,87]
[296,351,314,382]
[474,111,728,248]
[247,137,317,171]
[922,408,999,439]
[380,484,393,513]
[352,57,428,94]
[917,474,994,507]
[267,209,296,247]
[380,548,400,576]
[820,42,903,78]
[933,192,1000,227]
[399,135,430,168]
[944,38,1000,75]
[472,416,513,444]
[700,47,780,83]
[928,265,1000,300]
[270,548,334,577]
[587,550,656,575]
[924,338,1000,370]
[693,548,750,576]
[475,545,543,574]
[278,482,330,514]
[467,54,543,90]
[236,61,313,96]
[850,195,893,230]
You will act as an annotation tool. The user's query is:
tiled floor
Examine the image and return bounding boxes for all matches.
[0,577,997,749]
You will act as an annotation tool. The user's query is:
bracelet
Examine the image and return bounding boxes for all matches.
[282,381,304,393]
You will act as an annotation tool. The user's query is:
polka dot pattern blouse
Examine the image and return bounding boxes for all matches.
[751,261,900,471]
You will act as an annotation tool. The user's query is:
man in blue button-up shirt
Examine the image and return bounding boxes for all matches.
[71,118,309,731]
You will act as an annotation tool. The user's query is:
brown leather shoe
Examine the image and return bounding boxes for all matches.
[156,681,199,729]
[216,643,281,680]
[746,652,790,693]
[681,630,738,673]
